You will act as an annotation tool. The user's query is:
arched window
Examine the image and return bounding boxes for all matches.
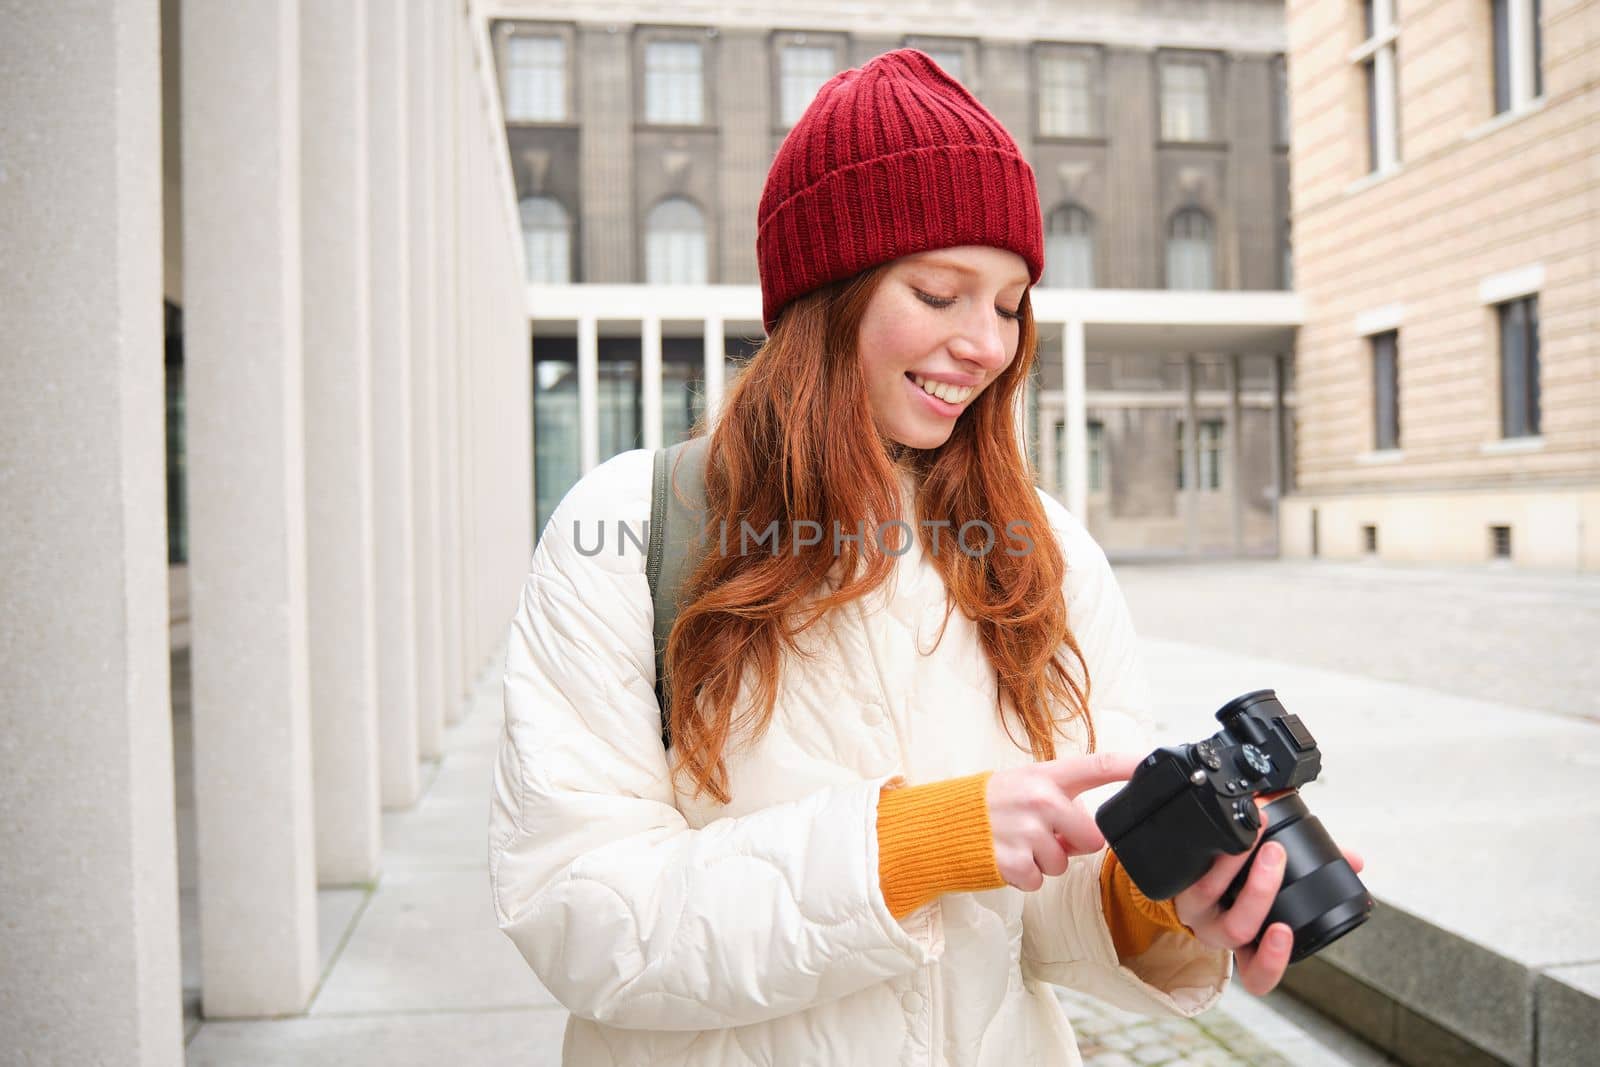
[1044,204,1094,288]
[1166,207,1215,290]
[519,196,571,284]
[645,197,708,284]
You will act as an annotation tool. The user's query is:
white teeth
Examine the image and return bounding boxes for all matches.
[912,374,974,405]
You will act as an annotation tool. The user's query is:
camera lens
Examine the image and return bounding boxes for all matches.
[1220,791,1373,963]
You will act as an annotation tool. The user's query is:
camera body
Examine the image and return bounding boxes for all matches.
[1094,689,1372,963]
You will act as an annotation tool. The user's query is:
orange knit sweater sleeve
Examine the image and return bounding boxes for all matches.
[875,772,1007,918]
[1098,847,1194,958]
[874,771,1195,959]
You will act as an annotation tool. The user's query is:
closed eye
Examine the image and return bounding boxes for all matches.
[914,288,1022,322]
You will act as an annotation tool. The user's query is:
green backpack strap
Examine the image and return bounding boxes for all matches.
[646,435,710,750]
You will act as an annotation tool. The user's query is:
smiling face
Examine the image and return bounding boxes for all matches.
[855,245,1030,452]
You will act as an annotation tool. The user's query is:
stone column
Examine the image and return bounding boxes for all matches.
[703,316,727,429]
[1227,353,1245,556]
[302,0,381,882]
[1270,353,1288,557]
[1,2,183,1059]
[183,0,319,1016]
[408,0,445,759]
[579,315,600,473]
[1062,319,1089,520]
[642,315,663,449]
[367,0,420,808]
[1182,354,1200,555]
[436,0,465,725]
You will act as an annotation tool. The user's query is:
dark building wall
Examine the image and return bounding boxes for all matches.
[493,19,1290,292]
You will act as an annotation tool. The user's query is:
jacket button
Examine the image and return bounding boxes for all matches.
[862,702,885,726]
[901,990,924,1013]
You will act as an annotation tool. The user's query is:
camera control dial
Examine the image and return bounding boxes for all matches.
[1237,744,1273,778]
[1193,740,1223,771]
[1231,797,1260,831]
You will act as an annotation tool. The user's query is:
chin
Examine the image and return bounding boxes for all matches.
[893,423,955,451]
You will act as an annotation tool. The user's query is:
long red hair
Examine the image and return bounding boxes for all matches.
[664,265,1094,804]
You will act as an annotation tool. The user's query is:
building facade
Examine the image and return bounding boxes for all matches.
[1282,0,1599,569]
[488,0,1300,557]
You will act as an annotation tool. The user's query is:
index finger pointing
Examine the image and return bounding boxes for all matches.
[1046,751,1144,796]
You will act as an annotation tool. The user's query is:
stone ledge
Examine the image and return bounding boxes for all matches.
[1537,965,1600,1067]
[1278,896,1600,1067]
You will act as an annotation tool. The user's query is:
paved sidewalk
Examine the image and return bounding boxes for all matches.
[1115,559,1600,1066]
[184,650,1384,1065]
[1113,559,1599,724]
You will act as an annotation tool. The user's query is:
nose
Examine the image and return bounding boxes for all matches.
[948,304,1013,373]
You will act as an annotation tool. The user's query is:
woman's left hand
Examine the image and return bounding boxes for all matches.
[1172,817,1366,996]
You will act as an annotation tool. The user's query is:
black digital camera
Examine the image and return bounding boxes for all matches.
[1094,689,1372,963]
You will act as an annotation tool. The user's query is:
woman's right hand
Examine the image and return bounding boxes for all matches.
[984,752,1144,891]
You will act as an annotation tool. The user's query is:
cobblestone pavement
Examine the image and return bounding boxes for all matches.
[1112,559,1600,722]
[1058,988,1293,1067]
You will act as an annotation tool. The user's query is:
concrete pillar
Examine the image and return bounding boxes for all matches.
[642,315,663,449]
[1,2,183,1059]
[366,0,420,808]
[1270,353,1288,557]
[407,1,444,759]
[183,0,319,1016]
[579,315,600,472]
[436,0,465,726]
[1039,399,1058,498]
[454,26,480,673]
[1062,319,1088,521]
[301,0,381,882]
[704,315,727,429]
[1182,354,1200,555]
[1227,353,1245,556]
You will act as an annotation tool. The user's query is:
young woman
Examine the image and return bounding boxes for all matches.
[490,48,1355,1066]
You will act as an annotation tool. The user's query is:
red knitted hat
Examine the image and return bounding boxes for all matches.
[757,48,1044,336]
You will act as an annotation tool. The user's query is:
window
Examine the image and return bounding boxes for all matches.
[922,48,965,83]
[1052,418,1106,495]
[1088,420,1105,492]
[1044,205,1095,288]
[1362,524,1379,554]
[1355,0,1400,174]
[1491,0,1545,115]
[1176,418,1223,490]
[519,196,571,284]
[505,35,565,122]
[646,197,708,284]
[645,40,703,125]
[1498,295,1540,437]
[1371,329,1400,450]
[1166,208,1215,290]
[1491,525,1513,558]
[781,44,835,127]
[1039,53,1094,138]
[1274,55,1291,145]
[1160,60,1211,141]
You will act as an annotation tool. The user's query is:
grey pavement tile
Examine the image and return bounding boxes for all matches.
[1115,560,1600,723]
[186,1005,569,1066]
[447,699,505,751]
[1140,638,1600,971]
[1218,977,1399,1067]
[423,749,497,808]
[310,869,557,1015]
[380,784,489,874]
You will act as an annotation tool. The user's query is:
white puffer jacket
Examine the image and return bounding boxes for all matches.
[490,448,1231,1066]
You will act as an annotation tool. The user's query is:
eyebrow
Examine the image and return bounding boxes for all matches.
[917,255,1030,288]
